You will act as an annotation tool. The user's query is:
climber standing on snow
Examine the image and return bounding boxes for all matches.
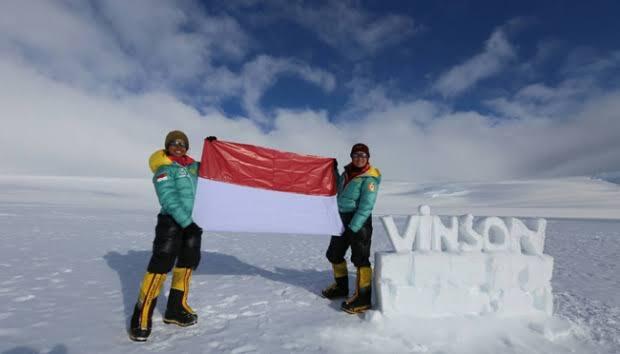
[129,130,216,342]
[322,143,381,314]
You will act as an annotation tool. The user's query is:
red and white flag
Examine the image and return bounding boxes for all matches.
[192,140,344,235]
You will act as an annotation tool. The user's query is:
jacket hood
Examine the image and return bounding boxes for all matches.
[360,166,381,178]
[149,149,172,173]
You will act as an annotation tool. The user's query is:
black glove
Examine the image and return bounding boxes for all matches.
[333,158,338,169]
[341,226,355,238]
[206,136,217,142]
[184,222,202,235]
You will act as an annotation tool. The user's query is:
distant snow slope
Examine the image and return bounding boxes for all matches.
[378,176,620,219]
[0,175,618,353]
[593,171,620,186]
[2,174,619,219]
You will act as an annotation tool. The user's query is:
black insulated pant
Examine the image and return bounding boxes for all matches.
[147,214,202,274]
[325,212,372,268]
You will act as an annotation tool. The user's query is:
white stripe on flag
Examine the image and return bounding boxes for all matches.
[192,178,344,235]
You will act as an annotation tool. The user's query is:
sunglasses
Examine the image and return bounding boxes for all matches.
[350,152,368,158]
[168,139,187,148]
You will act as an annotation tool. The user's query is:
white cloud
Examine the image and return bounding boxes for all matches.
[0,0,135,88]
[290,1,416,56]
[516,39,564,79]
[0,0,336,124]
[490,44,620,122]
[0,0,252,94]
[224,0,418,57]
[239,55,336,124]
[433,26,516,97]
[562,48,620,77]
[0,54,265,177]
[3,48,620,182]
[95,0,249,83]
[0,54,334,178]
[2,3,620,182]
[486,76,601,121]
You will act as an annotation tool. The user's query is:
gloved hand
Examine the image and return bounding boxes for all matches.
[206,136,217,142]
[333,158,338,169]
[184,222,203,235]
[341,226,355,238]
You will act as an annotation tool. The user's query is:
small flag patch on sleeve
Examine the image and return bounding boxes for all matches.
[156,173,168,182]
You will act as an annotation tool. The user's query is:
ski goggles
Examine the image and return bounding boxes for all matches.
[168,139,187,148]
[350,152,369,158]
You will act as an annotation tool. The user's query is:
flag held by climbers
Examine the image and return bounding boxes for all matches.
[192,139,343,235]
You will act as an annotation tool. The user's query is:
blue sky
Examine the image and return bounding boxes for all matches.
[210,0,620,117]
[1,0,620,181]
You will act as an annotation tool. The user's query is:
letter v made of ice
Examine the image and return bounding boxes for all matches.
[381,205,460,252]
[381,205,432,253]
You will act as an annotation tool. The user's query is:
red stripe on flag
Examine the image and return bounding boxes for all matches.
[199,140,337,196]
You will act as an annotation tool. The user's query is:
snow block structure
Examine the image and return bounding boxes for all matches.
[375,205,553,317]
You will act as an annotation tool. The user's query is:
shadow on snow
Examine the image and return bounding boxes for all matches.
[103,250,332,330]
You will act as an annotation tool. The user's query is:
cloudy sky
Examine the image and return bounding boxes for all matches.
[1,0,619,182]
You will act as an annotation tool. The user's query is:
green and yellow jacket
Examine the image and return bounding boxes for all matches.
[337,165,381,232]
[148,150,200,228]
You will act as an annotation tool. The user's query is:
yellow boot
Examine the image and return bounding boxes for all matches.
[129,272,167,341]
[341,266,372,314]
[321,261,349,299]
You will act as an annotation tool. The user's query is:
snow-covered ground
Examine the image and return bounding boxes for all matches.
[0,175,618,353]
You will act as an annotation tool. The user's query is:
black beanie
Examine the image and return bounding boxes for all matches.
[350,143,370,157]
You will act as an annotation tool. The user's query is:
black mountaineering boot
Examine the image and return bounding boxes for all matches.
[321,261,349,299]
[164,267,198,327]
[341,286,371,314]
[129,273,166,342]
[164,289,198,326]
[130,298,157,341]
[341,266,372,314]
[321,276,349,299]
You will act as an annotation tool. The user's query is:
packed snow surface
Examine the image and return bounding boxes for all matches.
[376,252,555,317]
[0,175,618,353]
